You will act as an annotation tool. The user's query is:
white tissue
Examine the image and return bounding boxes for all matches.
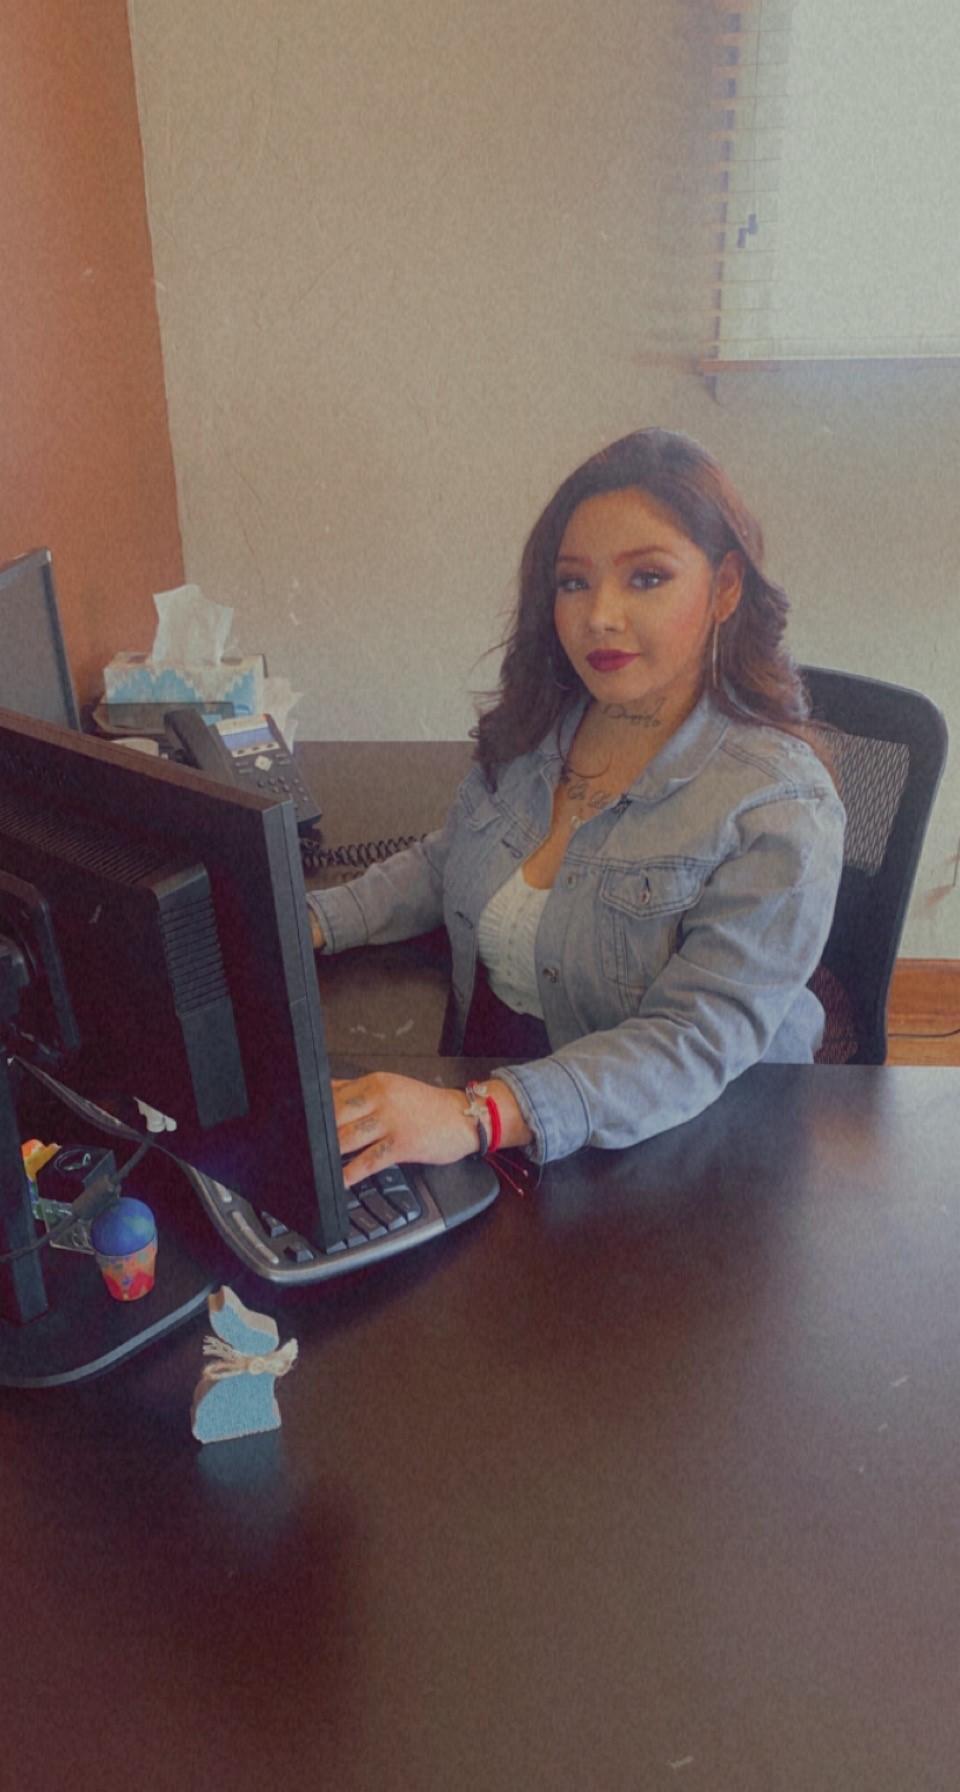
[130,583,302,739]
[151,584,233,666]
[262,676,302,744]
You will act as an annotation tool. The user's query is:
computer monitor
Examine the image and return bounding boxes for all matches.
[0,708,498,1386]
[0,549,81,729]
[0,705,343,1382]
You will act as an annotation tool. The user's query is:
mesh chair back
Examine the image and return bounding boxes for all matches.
[801,667,948,1064]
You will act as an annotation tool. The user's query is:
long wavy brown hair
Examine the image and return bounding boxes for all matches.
[473,428,810,785]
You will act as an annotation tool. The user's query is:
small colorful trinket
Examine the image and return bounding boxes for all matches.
[191,1287,298,1445]
[89,1196,158,1300]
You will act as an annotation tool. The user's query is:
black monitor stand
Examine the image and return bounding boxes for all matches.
[0,941,216,1389]
[0,944,48,1326]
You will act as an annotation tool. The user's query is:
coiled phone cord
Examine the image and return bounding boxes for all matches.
[298,831,424,874]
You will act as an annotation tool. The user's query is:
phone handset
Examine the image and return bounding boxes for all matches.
[163,708,322,831]
[163,706,237,780]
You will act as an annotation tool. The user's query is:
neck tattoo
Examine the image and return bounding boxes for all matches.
[599,697,666,728]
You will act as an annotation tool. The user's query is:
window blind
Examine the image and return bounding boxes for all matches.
[704,0,960,368]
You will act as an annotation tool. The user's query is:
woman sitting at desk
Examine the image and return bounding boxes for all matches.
[307,428,844,1184]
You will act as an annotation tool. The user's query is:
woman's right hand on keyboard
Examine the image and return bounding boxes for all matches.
[308,907,325,951]
[332,1072,480,1189]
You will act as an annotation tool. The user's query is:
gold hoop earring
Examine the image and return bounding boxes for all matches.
[711,620,720,690]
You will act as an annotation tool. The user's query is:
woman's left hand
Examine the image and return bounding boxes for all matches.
[332,1072,478,1188]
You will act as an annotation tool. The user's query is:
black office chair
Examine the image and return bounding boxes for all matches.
[800,666,948,1065]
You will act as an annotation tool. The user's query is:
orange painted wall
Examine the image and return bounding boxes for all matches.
[0,1,182,705]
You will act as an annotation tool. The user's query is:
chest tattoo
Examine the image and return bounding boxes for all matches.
[559,767,618,813]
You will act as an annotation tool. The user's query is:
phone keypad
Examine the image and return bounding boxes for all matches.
[234,756,317,818]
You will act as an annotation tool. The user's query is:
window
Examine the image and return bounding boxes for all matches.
[705,0,960,367]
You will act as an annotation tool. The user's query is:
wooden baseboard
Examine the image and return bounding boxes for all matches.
[887,959,960,1065]
[888,959,960,1037]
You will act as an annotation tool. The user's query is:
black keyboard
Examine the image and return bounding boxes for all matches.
[338,1164,423,1242]
[183,1154,500,1284]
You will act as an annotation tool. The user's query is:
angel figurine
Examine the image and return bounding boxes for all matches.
[191,1286,298,1444]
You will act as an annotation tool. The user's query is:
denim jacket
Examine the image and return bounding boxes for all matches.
[307,696,845,1163]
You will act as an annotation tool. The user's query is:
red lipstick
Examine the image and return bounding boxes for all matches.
[586,651,641,672]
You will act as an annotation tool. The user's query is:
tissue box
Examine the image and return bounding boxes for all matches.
[103,651,265,717]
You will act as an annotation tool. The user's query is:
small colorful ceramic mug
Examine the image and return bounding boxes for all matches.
[90,1197,158,1301]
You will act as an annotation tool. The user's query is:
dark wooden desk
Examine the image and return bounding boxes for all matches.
[5,1059,960,1791]
[296,738,473,847]
[295,737,469,1058]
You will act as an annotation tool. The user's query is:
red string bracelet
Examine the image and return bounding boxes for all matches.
[464,1083,539,1196]
[466,1080,502,1155]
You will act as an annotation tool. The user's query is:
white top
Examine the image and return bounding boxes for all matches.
[476,867,549,1018]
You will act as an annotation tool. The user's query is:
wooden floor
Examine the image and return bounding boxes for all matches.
[886,960,960,1064]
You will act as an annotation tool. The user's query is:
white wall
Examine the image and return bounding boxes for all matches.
[128,0,959,955]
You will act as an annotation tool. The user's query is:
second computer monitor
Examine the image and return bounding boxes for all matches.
[0,549,80,730]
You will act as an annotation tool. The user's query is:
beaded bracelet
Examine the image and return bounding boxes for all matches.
[462,1088,491,1158]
